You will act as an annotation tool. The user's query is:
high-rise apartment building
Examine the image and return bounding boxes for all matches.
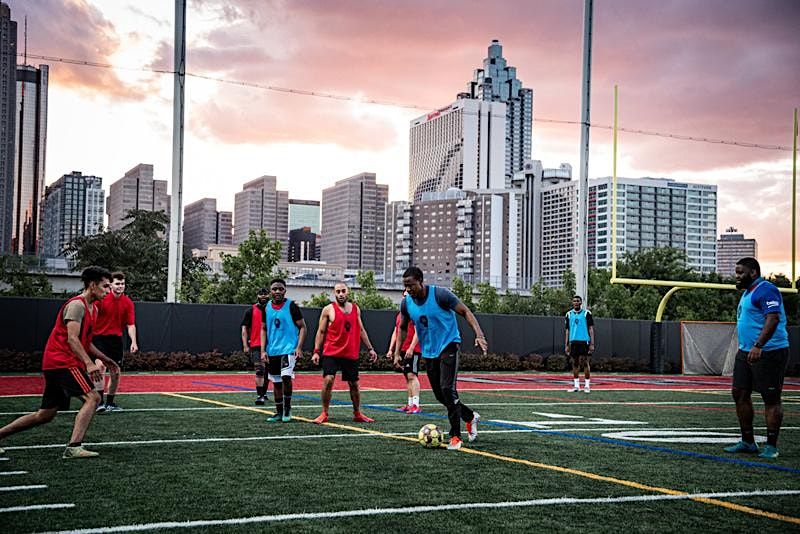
[460,39,533,188]
[408,98,506,202]
[183,198,232,250]
[383,200,413,283]
[288,199,320,233]
[716,227,757,277]
[320,172,388,272]
[288,227,317,262]
[106,164,170,231]
[11,63,48,254]
[41,171,103,257]
[233,175,289,250]
[0,3,16,253]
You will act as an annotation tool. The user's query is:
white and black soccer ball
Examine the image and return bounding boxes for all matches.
[418,423,444,448]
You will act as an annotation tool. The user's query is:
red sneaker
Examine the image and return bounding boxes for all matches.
[397,404,410,412]
[406,405,421,414]
[352,412,375,423]
[447,436,463,450]
[312,412,329,424]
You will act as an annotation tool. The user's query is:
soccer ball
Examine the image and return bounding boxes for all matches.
[418,424,444,448]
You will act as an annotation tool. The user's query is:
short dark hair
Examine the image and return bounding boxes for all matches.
[572,295,583,301]
[402,266,424,282]
[269,278,286,288]
[81,266,112,288]
[736,257,761,276]
[257,287,269,296]
[111,271,125,281]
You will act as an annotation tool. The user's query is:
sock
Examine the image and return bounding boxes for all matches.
[741,427,755,444]
[408,396,413,406]
[68,441,81,448]
[98,392,104,405]
[766,429,779,446]
[106,394,115,405]
[256,386,265,397]
[284,396,292,414]
[573,378,580,389]
[274,401,284,417]
[585,379,591,389]
[412,396,420,407]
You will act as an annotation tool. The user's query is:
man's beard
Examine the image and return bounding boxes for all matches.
[736,276,754,290]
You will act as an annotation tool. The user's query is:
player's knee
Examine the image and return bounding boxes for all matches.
[760,390,782,406]
[254,365,265,378]
[35,409,56,423]
[731,387,750,403]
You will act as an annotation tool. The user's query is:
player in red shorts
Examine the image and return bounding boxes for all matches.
[311,282,378,423]
[0,266,120,458]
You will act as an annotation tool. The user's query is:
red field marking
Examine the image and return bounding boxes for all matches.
[0,373,797,397]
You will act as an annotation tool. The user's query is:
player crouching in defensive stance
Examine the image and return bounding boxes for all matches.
[261,278,306,423]
[0,266,120,458]
[311,282,378,424]
[397,267,487,450]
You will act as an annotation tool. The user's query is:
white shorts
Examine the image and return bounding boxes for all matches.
[267,354,297,383]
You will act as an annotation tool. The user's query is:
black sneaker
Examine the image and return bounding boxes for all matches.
[255,396,265,406]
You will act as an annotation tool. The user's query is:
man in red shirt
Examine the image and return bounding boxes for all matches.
[0,266,120,459]
[386,303,422,414]
[93,271,139,412]
[311,282,378,424]
[241,288,271,405]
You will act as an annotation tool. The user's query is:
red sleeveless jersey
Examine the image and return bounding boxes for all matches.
[323,302,361,360]
[43,296,95,370]
[395,313,421,353]
[249,304,264,349]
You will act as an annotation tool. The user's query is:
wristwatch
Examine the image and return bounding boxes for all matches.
[753,341,764,349]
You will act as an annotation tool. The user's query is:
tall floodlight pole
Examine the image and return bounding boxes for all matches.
[575,0,593,303]
[167,0,186,303]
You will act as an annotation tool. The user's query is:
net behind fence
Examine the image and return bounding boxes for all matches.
[681,321,738,375]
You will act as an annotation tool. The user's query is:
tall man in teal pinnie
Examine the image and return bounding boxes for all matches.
[261,278,306,423]
[565,295,594,393]
[724,257,790,459]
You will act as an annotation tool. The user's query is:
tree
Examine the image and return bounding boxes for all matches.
[475,282,500,313]
[200,230,284,304]
[304,291,333,308]
[0,255,53,297]
[451,277,474,309]
[352,271,394,310]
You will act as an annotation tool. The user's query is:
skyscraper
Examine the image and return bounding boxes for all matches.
[288,199,320,234]
[0,3,16,253]
[12,63,48,254]
[41,171,104,258]
[183,197,232,250]
[106,163,170,231]
[460,39,533,188]
[716,227,757,277]
[320,172,388,272]
[233,175,289,247]
[408,99,506,202]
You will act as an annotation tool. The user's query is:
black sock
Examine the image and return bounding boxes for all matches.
[68,441,81,447]
[256,386,265,397]
[767,429,779,446]
[284,396,292,414]
[274,401,284,417]
[98,393,104,404]
[741,427,755,444]
[106,394,115,405]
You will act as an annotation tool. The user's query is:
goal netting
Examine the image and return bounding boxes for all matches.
[680,321,738,375]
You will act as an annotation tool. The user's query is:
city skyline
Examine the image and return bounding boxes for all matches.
[4,0,799,275]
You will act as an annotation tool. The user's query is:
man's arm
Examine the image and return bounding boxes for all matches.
[404,330,419,358]
[387,328,397,358]
[312,305,331,365]
[453,302,487,354]
[241,325,250,353]
[587,311,594,353]
[66,321,101,382]
[394,303,410,362]
[125,299,138,352]
[89,342,120,374]
[357,306,378,363]
[127,324,138,353]
[294,318,307,358]
[260,323,267,362]
[564,315,570,355]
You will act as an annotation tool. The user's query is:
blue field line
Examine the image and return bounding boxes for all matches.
[191,381,254,391]
[191,381,800,475]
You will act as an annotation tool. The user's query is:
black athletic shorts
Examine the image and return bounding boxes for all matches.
[395,353,421,376]
[249,347,264,367]
[321,356,359,382]
[569,341,591,358]
[732,348,789,395]
[93,334,124,366]
[41,368,95,410]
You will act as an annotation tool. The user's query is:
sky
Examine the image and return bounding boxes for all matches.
[6,0,800,276]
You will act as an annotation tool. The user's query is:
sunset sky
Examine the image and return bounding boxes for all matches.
[6,0,800,276]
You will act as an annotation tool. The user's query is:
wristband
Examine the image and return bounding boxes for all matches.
[313,348,321,355]
[753,341,763,349]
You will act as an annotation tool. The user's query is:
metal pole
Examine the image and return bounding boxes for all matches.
[167,0,186,302]
[612,85,618,280]
[576,0,593,303]
[792,107,797,289]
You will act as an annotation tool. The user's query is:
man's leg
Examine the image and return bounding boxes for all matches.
[348,380,361,413]
[732,387,755,443]
[763,397,783,448]
[313,375,335,423]
[106,367,121,405]
[439,352,473,439]
[407,372,421,412]
[569,354,580,391]
[582,356,591,392]
[0,408,57,440]
[68,391,100,446]
[282,376,293,421]
[426,358,447,407]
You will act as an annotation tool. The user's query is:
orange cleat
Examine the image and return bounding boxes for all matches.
[406,405,421,414]
[352,412,375,423]
[447,436,463,450]
[312,412,329,424]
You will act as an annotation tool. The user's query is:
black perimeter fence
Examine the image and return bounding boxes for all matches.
[1,297,797,374]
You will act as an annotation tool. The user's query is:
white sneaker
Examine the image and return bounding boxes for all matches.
[466,412,480,442]
[63,446,100,459]
[567,387,580,392]
[584,387,591,393]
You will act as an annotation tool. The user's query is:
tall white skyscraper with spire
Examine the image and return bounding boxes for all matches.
[459,39,533,189]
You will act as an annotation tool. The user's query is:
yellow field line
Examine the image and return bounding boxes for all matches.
[162,392,800,525]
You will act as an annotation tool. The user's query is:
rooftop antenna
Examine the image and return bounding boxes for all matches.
[23,15,26,65]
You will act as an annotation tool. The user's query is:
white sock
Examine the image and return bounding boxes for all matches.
[585,379,591,389]
[412,396,419,407]
[408,397,413,406]
[573,378,580,389]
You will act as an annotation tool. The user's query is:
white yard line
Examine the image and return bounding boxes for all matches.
[0,470,28,475]
[0,484,47,492]
[0,503,74,513]
[39,489,800,534]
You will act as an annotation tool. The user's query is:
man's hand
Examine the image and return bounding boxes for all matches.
[368,349,378,363]
[747,347,762,363]
[86,361,102,383]
[294,347,303,359]
[404,347,415,359]
[393,354,403,371]
[130,342,139,354]
[565,345,570,356]
[588,344,594,355]
[243,345,249,354]
[475,337,488,355]
[312,353,320,366]
[386,351,394,361]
